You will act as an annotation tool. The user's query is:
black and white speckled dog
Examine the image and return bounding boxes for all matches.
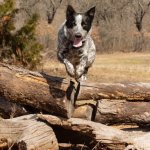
[57,5,96,81]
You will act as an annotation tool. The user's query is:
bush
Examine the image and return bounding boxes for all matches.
[0,0,43,69]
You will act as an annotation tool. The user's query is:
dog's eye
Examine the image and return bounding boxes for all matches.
[72,21,76,26]
[82,22,88,27]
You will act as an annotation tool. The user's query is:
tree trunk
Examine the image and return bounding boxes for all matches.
[0,115,58,150]
[0,63,75,118]
[0,96,93,120]
[1,63,150,122]
[95,99,150,125]
[78,82,150,101]
[37,114,150,150]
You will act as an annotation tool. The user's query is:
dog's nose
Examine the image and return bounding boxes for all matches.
[75,33,82,38]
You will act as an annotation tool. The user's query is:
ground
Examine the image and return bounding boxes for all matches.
[41,52,150,83]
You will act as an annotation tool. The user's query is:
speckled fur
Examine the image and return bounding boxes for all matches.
[57,5,96,81]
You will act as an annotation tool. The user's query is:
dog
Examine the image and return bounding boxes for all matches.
[57,5,96,81]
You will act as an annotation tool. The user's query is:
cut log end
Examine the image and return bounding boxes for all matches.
[0,116,59,150]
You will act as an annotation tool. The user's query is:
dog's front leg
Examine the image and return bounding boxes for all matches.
[75,56,87,81]
[64,59,75,77]
[57,50,75,77]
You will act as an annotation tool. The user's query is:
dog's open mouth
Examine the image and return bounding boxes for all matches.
[73,37,83,48]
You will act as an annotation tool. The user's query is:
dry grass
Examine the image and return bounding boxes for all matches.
[41,52,150,83]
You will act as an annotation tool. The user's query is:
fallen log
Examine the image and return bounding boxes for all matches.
[0,115,58,150]
[78,82,150,101]
[0,63,76,118]
[37,114,150,150]
[0,96,93,120]
[1,114,150,150]
[95,99,150,125]
[1,63,150,121]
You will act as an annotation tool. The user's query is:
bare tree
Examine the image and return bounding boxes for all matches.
[91,0,150,52]
[133,0,150,32]
[132,0,150,51]
[95,0,134,52]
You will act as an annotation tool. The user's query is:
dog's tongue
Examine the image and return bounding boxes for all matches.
[73,38,82,48]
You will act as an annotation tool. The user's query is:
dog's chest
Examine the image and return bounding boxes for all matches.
[64,47,84,65]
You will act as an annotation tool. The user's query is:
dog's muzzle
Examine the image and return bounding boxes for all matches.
[73,33,84,48]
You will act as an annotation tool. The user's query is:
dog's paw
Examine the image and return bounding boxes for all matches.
[75,70,87,82]
[75,67,84,78]
[75,72,82,80]
[68,69,75,77]
[65,62,75,77]
[79,75,87,81]
[82,75,87,81]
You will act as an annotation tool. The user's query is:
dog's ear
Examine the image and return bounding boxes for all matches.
[66,5,76,19]
[86,6,96,19]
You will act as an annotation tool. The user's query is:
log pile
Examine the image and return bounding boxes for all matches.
[0,63,150,150]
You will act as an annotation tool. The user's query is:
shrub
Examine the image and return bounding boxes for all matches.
[0,0,43,69]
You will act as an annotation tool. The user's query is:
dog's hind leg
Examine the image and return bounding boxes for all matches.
[80,75,87,81]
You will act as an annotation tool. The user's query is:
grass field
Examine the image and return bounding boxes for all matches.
[42,53,150,83]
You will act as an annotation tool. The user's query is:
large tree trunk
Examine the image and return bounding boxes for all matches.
[1,63,150,124]
[0,96,93,120]
[0,63,76,118]
[78,82,150,101]
[1,63,150,149]
[1,114,150,150]
[37,114,150,150]
[95,99,150,125]
[0,115,58,150]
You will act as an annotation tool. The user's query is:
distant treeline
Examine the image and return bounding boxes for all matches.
[1,0,150,68]
[72,0,150,53]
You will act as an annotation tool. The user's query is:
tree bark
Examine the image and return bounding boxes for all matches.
[0,97,28,119]
[59,143,89,150]
[1,63,150,121]
[0,63,75,118]
[1,114,150,150]
[95,99,150,125]
[78,82,150,101]
[37,114,150,150]
[0,96,93,120]
[72,105,93,120]
[0,115,58,150]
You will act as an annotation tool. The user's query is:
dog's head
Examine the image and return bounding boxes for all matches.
[65,5,96,48]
